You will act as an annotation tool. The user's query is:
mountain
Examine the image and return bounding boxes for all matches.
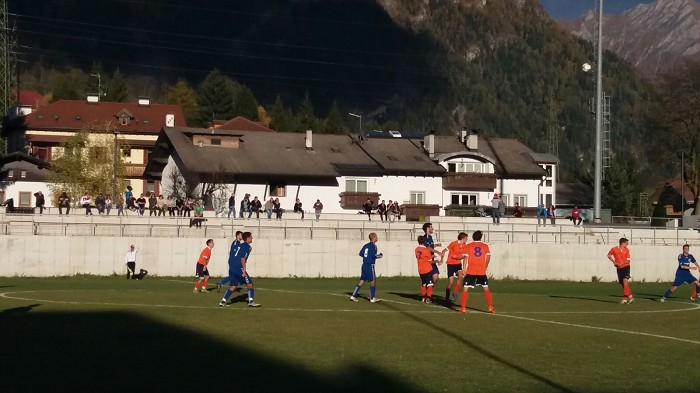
[560,0,700,78]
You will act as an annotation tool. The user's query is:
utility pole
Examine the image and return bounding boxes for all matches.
[593,0,604,222]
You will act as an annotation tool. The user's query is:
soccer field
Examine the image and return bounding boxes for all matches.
[1,277,698,393]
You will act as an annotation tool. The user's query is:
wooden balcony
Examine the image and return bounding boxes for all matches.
[338,192,380,210]
[124,164,146,178]
[442,172,497,191]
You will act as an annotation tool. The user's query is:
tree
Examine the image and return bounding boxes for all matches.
[325,101,346,134]
[658,60,700,214]
[86,63,106,96]
[257,106,272,128]
[269,94,290,131]
[197,69,235,126]
[165,80,198,126]
[49,68,88,101]
[48,124,128,204]
[297,90,316,131]
[107,69,130,102]
[232,84,259,120]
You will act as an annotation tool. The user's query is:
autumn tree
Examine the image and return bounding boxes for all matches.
[257,106,272,128]
[165,80,198,126]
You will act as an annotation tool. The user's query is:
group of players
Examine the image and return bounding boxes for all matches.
[189,223,700,311]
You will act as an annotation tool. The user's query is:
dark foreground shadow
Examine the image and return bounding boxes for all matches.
[549,295,618,304]
[1,304,40,314]
[0,308,421,393]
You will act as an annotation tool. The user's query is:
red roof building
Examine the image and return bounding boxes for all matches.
[211,116,274,132]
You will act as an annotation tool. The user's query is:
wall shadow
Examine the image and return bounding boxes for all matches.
[0,309,421,393]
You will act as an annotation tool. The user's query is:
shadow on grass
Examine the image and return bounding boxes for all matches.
[549,295,618,304]
[0,309,421,393]
[379,301,577,393]
[387,291,458,310]
[1,304,40,314]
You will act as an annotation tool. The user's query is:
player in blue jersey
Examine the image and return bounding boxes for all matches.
[422,223,445,293]
[661,244,700,302]
[218,232,261,308]
[216,231,243,292]
[350,232,383,302]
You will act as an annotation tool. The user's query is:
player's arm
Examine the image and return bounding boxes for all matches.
[485,254,491,269]
[241,256,248,276]
[462,253,469,272]
[607,251,616,264]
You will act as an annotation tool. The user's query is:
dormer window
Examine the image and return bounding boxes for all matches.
[8,170,13,178]
[116,109,134,126]
[120,115,130,126]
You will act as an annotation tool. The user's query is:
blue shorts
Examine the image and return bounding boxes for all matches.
[616,266,631,284]
[672,269,697,287]
[431,264,440,276]
[463,274,488,288]
[195,263,209,277]
[229,272,252,286]
[360,264,376,282]
[447,264,462,278]
[420,273,434,287]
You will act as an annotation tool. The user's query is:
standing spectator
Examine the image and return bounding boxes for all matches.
[249,196,262,219]
[58,192,71,215]
[273,198,283,220]
[491,193,501,225]
[116,197,125,216]
[537,203,547,226]
[158,195,167,216]
[2,198,15,213]
[571,205,582,226]
[548,204,556,225]
[513,202,523,218]
[34,191,45,214]
[136,194,147,216]
[80,192,93,215]
[377,200,387,222]
[313,199,323,221]
[293,198,305,220]
[124,244,138,280]
[363,198,373,221]
[228,193,236,218]
[105,196,113,215]
[498,197,506,223]
[264,197,274,220]
[95,193,106,214]
[239,194,250,218]
[148,193,158,216]
[125,186,133,206]
[166,195,176,217]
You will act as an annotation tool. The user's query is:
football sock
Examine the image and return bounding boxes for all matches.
[426,286,433,298]
[194,281,201,289]
[352,285,361,297]
[461,291,469,309]
[663,289,673,299]
[692,287,697,298]
[623,283,632,298]
[484,288,493,309]
[370,286,376,299]
[222,289,233,301]
[202,280,208,288]
[248,288,254,303]
[420,286,427,297]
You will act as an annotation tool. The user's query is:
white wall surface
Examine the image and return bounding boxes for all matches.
[0,235,686,283]
[0,181,52,208]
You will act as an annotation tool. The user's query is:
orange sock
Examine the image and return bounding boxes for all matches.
[623,283,632,298]
[484,288,493,309]
[202,280,208,288]
[427,286,433,298]
[420,286,427,297]
[194,281,200,289]
[692,286,697,298]
[461,291,469,309]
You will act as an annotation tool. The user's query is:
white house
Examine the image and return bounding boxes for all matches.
[0,152,52,209]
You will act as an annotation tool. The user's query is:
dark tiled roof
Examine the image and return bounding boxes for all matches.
[354,137,446,175]
[0,152,52,182]
[215,116,274,132]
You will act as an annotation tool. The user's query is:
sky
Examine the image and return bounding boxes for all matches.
[539,0,657,19]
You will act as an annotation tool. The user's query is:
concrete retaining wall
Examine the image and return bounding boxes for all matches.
[0,235,686,282]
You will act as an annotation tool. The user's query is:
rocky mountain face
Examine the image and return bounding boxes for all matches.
[560,0,700,78]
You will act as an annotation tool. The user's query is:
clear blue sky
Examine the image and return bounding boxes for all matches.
[539,0,657,19]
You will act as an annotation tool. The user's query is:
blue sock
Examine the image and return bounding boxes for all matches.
[248,288,254,303]
[222,289,234,302]
[663,289,673,299]
[370,286,376,299]
[352,285,361,297]
[218,277,230,286]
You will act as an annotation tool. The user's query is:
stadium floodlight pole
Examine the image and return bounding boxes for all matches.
[113,129,118,202]
[348,112,362,134]
[593,0,604,223]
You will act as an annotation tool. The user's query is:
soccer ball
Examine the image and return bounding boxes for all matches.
[582,63,592,72]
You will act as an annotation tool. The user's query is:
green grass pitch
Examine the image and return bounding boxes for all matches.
[0,277,698,393]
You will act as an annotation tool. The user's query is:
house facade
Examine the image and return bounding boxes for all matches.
[0,152,52,209]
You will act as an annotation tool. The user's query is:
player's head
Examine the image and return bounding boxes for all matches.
[457,232,468,243]
[242,232,253,243]
[683,244,690,253]
[206,239,214,248]
[235,230,243,240]
[417,235,425,245]
[472,230,483,241]
[422,222,433,234]
[130,244,135,250]
[619,237,628,247]
[369,232,378,243]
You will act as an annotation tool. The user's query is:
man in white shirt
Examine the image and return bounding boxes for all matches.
[125,245,138,280]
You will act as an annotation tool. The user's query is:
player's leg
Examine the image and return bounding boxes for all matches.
[245,275,260,307]
[420,281,427,302]
[481,276,494,313]
[219,276,240,306]
[692,281,699,300]
[453,270,464,300]
[194,277,204,292]
[661,285,678,302]
[216,275,230,292]
[200,273,210,292]
[459,275,472,313]
[621,275,633,304]
[446,275,454,300]
[369,265,379,302]
[351,267,369,301]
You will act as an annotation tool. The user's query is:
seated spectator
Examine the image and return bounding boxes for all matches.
[273,198,283,220]
[264,197,274,220]
[514,202,523,218]
[293,198,305,220]
[2,198,15,213]
[190,203,206,228]
[571,205,582,226]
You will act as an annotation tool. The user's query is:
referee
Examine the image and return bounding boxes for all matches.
[125,245,138,280]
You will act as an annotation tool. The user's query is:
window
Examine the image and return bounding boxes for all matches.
[20,170,26,178]
[8,170,13,178]
[448,162,483,173]
[19,192,31,207]
[543,165,553,177]
[0,191,5,203]
[122,148,131,157]
[545,194,553,207]
[147,181,155,194]
[211,138,221,146]
[545,179,552,187]
[501,194,510,206]
[270,184,286,197]
[345,179,368,192]
[451,193,478,206]
[514,194,527,207]
[120,115,130,126]
[410,191,425,204]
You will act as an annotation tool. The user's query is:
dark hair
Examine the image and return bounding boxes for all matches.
[206,239,214,246]
[235,231,243,236]
[457,232,468,241]
[422,222,432,233]
[472,230,483,241]
[368,232,377,241]
[683,244,690,249]
[619,237,628,245]
[417,235,425,245]
[242,232,252,241]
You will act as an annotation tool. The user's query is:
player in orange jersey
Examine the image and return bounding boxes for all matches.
[193,239,214,293]
[607,237,634,304]
[416,235,436,303]
[459,230,494,314]
[445,232,468,302]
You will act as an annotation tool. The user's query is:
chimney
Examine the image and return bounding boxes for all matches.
[305,129,313,150]
[423,131,435,158]
[87,93,99,104]
[460,127,468,143]
[138,97,150,106]
[165,114,175,127]
[466,129,478,150]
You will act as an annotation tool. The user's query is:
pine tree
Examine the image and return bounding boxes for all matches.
[269,94,289,131]
[297,90,316,132]
[107,69,129,102]
[197,69,235,126]
[232,84,260,120]
[165,80,198,126]
[325,101,346,134]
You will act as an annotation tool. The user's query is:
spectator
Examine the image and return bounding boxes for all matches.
[2,197,15,213]
[124,244,138,280]
[491,193,501,225]
[58,192,70,215]
[239,194,250,219]
[548,204,556,225]
[498,197,506,223]
[125,186,135,211]
[175,197,184,216]
[95,193,106,215]
[377,200,387,222]
[184,197,194,217]
[148,193,158,216]
[392,202,402,221]
[571,205,582,226]
[105,196,113,215]
[387,200,396,222]
[513,202,523,218]
[313,199,323,221]
[363,198,373,221]
[34,191,45,214]
[166,195,176,217]
[249,196,262,219]
[190,203,205,228]
[228,193,236,218]
[293,198,305,220]
[80,192,93,215]
[264,197,274,220]
[273,197,283,220]
[537,203,547,226]
[128,195,137,212]
[136,194,147,216]
[158,195,167,216]
[116,197,125,216]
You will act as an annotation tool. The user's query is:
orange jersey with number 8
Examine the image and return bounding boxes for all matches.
[464,242,491,275]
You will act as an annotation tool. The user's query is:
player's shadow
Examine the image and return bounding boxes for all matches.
[549,295,618,304]
[0,304,40,314]
[228,294,248,304]
[379,301,577,393]
[387,292,457,310]
[0,285,14,289]
[0,309,422,393]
